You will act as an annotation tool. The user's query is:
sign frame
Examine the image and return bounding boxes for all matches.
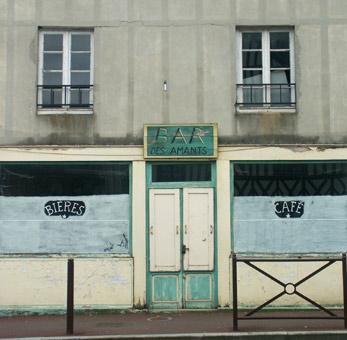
[144,123,218,159]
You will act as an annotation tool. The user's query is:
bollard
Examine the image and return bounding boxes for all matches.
[343,254,347,329]
[232,253,238,331]
[66,258,74,335]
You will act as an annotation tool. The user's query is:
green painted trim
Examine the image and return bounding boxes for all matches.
[145,163,151,308]
[233,160,347,164]
[0,304,133,317]
[230,162,235,252]
[147,161,216,189]
[0,161,133,165]
[213,176,218,308]
[150,181,213,189]
[128,162,133,256]
[0,254,133,258]
[145,161,218,309]
[180,188,184,308]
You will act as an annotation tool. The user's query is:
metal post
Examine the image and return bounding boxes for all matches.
[67,258,74,335]
[232,253,238,331]
[342,254,347,329]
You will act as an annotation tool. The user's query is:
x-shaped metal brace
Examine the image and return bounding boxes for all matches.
[244,260,338,317]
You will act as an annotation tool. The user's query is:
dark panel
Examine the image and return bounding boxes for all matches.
[242,32,262,50]
[152,163,211,182]
[234,163,347,196]
[243,51,262,68]
[270,51,290,68]
[0,163,129,196]
[270,32,290,49]
[44,34,63,51]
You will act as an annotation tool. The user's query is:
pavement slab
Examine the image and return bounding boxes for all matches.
[0,310,347,339]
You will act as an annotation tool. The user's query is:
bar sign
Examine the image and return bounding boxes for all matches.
[144,124,217,159]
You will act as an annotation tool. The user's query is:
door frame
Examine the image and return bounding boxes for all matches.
[145,161,218,309]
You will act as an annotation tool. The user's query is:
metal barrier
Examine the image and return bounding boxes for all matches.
[66,258,74,335]
[232,254,347,331]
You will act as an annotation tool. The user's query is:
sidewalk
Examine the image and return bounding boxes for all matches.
[1,310,347,339]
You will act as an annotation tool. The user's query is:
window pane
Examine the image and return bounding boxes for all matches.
[270,51,290,68]
[243,51,262,68]
[242,32,262,49]
[234,163,347,196]
[0,163,129,196]
[271,86,291,104]
[71,72,90,85]
[70,88,91,106]
[271,70,290,84]
[42,88,62,106]
[71,34,91,51]
[43,53,63,70]
[152,164,211,182]
[243,87,263,104]
[43,72,62,85]
[270,32,290,49]
[44,34,63,51]
[243,70,262,84]
[71,52,90,70]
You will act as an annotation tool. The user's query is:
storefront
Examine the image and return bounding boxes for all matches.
[1,141,347,313]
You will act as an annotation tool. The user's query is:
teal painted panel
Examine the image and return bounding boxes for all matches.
[185,274,211,301]
[144,125,217,158]
[153,276,178,303]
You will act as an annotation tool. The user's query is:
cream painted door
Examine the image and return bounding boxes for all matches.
[183,188,214,271]
[149,189,180,272]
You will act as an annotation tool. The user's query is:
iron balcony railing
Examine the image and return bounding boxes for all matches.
[37,85,94,109]
[236,83,296,108]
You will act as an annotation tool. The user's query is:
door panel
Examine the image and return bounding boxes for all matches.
[183,188,214,271]
[152,275,180,305]
[149,189,180,272]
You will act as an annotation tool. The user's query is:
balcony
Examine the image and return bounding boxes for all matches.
[236,83,296,112]
[37,85,94,113]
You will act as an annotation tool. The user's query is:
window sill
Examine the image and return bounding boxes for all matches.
[37,108,93,115]
[236,106,296,115]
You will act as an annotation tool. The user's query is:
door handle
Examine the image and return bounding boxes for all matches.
[184,225,188,234]
[182,244,189,254]
[176,225,179,235]
[150,225,154,235]
[210,225,214,234]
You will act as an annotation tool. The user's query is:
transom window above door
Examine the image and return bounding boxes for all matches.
[151,163,212,183]
[236,28,296,112]
[37,30,94,114]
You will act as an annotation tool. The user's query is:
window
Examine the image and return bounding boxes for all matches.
[37,30,94,113]
[233,162,347,253]
[236,28,295,111]
[152,163,212,182]
[0,163,130,254]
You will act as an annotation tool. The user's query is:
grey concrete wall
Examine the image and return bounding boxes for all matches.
[0,0,346,145]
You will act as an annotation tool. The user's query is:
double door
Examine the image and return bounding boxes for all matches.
[149,188,215,308]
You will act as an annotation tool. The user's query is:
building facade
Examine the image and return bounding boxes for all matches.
[1,0,347,314]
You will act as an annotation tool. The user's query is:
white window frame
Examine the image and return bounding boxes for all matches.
[37,30,94,115]
[236,28,295,113]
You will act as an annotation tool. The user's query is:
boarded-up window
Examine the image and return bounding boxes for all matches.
[233,163,347,253]
[0,163,130,254]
